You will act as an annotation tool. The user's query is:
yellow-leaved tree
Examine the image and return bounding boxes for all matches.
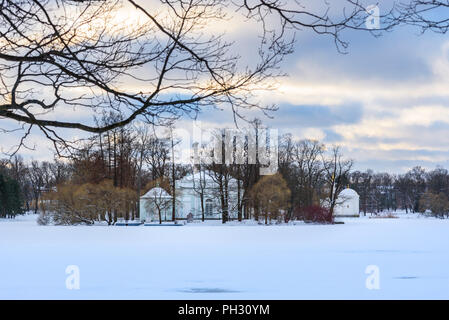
[40,180,136,225]
[249,173,291,224]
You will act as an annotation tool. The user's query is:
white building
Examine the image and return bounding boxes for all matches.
[139,186,173,222]
[334,188,360,217]
[140,171,243,222]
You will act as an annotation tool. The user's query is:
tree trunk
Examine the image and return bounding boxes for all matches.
[171,130,176,222]
[200,192,205,222]
[237,177,242,221]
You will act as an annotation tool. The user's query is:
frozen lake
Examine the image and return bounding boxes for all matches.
[1,214,448,299]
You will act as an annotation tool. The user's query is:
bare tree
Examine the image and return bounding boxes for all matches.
[294,139,325,209]
[427,167,449,195]
[133,123,151,219]
[146,135,170,181]
[396,1,449,33]
[0,0,294,153]
[207,129,232,223]
[395,166,427,213]
[167,125,183,222]
[191,143,209,222]
[321,146,353,216]
[28,161,45,213]
[350,169,374,216]
[6,1,441,154]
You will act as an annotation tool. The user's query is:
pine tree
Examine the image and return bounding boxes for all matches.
[0,173,23,218]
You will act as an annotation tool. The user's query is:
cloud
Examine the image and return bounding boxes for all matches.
[3,2,449,174]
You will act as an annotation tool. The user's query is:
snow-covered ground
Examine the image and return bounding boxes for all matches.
[1,213,448,299]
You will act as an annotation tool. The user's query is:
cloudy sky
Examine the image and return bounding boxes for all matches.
[185,3,449,173]
[2,1,449,173]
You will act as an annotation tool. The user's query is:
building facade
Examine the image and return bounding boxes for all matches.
[334,188,360,217]
[140,171,243,222]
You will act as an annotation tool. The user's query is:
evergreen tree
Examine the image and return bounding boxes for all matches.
[0,173,24,218]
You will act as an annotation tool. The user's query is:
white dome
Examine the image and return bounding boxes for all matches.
[339,188,359,198]
[334,188,360,217]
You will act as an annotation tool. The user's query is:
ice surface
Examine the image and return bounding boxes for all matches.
[0,213,448,299]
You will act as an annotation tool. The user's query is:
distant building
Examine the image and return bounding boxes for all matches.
[139,186,173,222]
[334,188,360,217]
[139,171,243,222]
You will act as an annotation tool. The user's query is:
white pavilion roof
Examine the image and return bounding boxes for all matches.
[141,187,172,199]
[339,188,359,198]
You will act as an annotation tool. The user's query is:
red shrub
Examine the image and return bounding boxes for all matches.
[293,205,334,224]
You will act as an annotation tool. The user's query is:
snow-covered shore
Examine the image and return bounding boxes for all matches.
[1,213,448,299]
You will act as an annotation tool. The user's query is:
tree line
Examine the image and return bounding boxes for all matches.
[350,166,449,218]
[2,0,449,157]
[2,120,449,223]
[2,0,449,223]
